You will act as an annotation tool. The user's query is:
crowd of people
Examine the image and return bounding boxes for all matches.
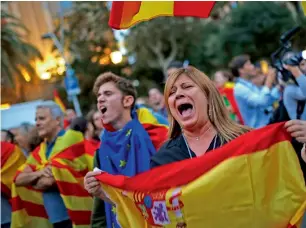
[1,53,306,228]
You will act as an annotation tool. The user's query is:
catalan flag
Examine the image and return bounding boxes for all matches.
[53,89,66,113]
[96,123,306,227]
[109,1,216,30]
[1,142,26,199]
[11,130,98,228]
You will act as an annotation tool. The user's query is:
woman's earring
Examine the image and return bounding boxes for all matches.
[208,106,213,119]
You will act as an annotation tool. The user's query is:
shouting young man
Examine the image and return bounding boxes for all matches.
[84,72,168,228]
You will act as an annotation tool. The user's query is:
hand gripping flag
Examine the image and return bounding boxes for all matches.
[96,123,306,228]
[109,1,216,30]
[1,142,26,199]
[11,130,99,228]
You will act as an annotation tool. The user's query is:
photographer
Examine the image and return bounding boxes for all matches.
[230,55,280,128]
[283,58,306,120]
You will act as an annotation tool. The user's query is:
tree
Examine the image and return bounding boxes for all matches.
[1,9,42,87]
[124,2,305,80]
[125,17,207,81]
[217,2,297,66]
[51,2,128,112]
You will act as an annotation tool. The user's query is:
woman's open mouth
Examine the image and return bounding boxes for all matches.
[177,103,194,119]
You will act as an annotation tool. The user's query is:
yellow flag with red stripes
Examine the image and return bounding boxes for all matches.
[11,130,98,228]
[1,142,26,199]
[96,123,306,227]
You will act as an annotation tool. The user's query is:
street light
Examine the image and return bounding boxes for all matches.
[110,51,123,64]
[40,72,51,80]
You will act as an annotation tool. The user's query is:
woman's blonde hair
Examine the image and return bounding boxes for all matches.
[164,66,251,143]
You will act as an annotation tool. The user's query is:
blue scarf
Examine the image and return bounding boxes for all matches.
[99,110,157,228]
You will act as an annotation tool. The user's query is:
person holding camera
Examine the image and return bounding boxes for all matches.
[282,60,306,121]
[229,55,280,128]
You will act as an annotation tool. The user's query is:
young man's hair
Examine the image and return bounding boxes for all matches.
[93,72,137,108]
[229,55,250,77]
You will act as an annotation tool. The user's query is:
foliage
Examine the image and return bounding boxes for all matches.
[125,16,206,81]
[53,2,128,113]
[217,2,297,66]
[1,9,42,87]
[124,2,304,78]
[52,1,306,110]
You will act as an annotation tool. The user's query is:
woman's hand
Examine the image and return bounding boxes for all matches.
[285,120,306,143]
[285,120,306,163]
[301,144,306,163]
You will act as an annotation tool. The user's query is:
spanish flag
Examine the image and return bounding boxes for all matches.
[11,130,98,228]
[1,142,26,199]
[219,82,244,124]
[96,123,306,227]
[53,89,66,113]
[109,1,216,30]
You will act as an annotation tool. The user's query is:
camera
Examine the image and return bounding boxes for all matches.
[271,26,305,84]
[283,50,306,66]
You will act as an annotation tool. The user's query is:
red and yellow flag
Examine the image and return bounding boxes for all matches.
[11,130,98,228]
[53,89,66,113]
[96,123,306,227]
[1,142,26,199]
[109,1,216,29]
[219,82,244,124]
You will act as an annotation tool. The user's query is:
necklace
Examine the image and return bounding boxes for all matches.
[185,126,211,141]
[182,133,217,159]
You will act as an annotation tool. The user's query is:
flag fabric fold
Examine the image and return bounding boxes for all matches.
[96,123,306,228]
[219,82,244,124]
[1,142,26,199]
[109,1,216,30]
[53,89,66,113]
[11,130,97,228]
[136,106,169,150]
